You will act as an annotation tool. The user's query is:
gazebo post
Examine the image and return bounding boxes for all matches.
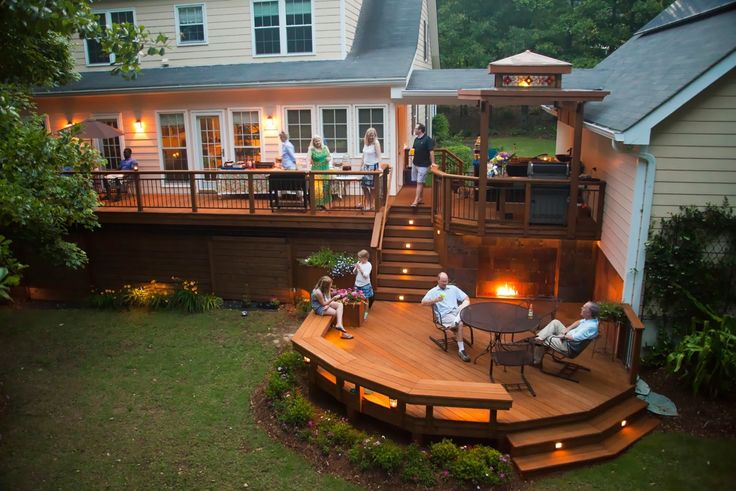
[566,102,584,236]
[478,101,490,235]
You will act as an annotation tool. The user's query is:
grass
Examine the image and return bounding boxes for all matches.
[2,308,734,490]
[0,307,357,491]
[487,135,556,157]
[530,432,736,490]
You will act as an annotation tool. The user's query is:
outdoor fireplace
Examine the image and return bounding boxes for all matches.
[478,238,557,299]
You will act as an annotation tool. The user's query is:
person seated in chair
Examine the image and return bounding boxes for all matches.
[421,272,471,362]
[532,301,599,364]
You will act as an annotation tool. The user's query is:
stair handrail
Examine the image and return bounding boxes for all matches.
[371,166,393,284]
[436,148,467,174]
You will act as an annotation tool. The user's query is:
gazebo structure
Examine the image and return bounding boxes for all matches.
[458,50,609,237]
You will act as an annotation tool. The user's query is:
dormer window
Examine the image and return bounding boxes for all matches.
[253,0,313,56]
[176,4,208,45]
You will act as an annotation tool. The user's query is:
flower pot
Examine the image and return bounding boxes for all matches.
[342,302,365,328]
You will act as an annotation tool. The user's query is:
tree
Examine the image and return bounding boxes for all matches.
[0,0,166,289]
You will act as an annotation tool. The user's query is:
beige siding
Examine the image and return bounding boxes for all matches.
[557,123,638,281]
[411,0,432,70]
[649,70,736,225]
[73,0,342,71]
[36,86,399,192]
[344,0,363,55]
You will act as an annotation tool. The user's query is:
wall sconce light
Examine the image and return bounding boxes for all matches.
[134,119,144,132]
[389,398,398,409]
[265,115,276,130]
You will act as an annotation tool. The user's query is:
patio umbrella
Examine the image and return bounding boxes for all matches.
[68,119,124,139]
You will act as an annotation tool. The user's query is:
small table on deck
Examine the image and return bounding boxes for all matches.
[460,301,541,395]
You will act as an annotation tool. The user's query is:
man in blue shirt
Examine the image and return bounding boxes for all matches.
[278,131,297,170]
[421,272,471,362]
[532,301,600,364]
[119,148,138,170]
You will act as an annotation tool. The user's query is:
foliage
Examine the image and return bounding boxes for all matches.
[443,144,473,175]
[275,350,305,376]
[597,301,626,322]
[265,371,293,400]
[275,393,313,427]
[314,414,366,455]
[0,235,27,302]
[432,113,451,146]
[641,329,676,370]
[347,437,404,475]
[0,1,167,284]
[303,248,356,279]
[89,279,222,313]
[429,438,461,466]
[667,290,736,397]
[448,446,512,486]
[400,444,437,486]
[437,0,668,69]
[644,200,736,335]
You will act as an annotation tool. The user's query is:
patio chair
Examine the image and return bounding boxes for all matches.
[491,341,536,397]
[429,304,474,352]
[538,336,595,383]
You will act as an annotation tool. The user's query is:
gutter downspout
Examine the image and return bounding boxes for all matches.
[615,140,656,315]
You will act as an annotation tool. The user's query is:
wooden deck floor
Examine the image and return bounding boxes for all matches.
[324,300,632,428]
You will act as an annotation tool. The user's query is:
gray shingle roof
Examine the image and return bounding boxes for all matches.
[636,0,735,34]
[36,0,422,95]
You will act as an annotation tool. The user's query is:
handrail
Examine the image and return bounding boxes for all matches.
[623,304,645,384]
[435,148,466,174]
[90,169,383,176]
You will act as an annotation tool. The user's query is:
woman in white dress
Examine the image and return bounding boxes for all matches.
[360,128,381,210]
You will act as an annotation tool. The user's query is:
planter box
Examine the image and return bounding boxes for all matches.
[294,262,353,293]
[342,302,366,328]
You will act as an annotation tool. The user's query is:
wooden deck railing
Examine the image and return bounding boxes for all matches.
[430,167,606,239]
[403,147,467,176]
[89,168,388,215]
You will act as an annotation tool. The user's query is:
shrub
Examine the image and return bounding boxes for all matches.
[442,144,473,175]
[400,444,437,486]
[303,248,355,279]
[429,438,460,466]
[597,301,626,322]
[316,415,365,449]
[449,446,511,486]
[432,113,450,146]
[88,279,222,313]
[265,371,293,400]
[275,350,305,376]
[276,393,313,427]
[348,437,404,475]
[169,280,223,313]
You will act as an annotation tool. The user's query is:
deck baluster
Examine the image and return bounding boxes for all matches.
[189,172,198,212]
[247,173,255,213]
[134,173,143,212]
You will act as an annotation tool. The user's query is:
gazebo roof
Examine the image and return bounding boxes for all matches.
[489,50,572,75]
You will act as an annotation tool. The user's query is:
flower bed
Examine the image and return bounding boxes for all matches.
[260,350,513,488]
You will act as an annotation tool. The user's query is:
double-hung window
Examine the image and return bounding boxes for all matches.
[357,107,385,153]
[321,108,348,154]
[253,0,313,56]
[232,111,262,162]
[85,10,135,65]
[285,109,313,153]
[176,4,207,45]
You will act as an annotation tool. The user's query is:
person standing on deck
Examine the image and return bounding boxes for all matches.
[278,131,297,170]
[421,272,471,362]
[410,123,435,207]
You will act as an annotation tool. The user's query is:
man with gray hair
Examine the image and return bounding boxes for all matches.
[532,301,600,364]
[421,272,471,362]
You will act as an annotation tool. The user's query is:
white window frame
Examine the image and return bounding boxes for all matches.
[174,3,208,46]
[85,9,137,66]
[282,106,316,155]
[251,0,316,58]
[318,105,351,156]
[354,104,389,159]
[90,113,126,168]
[156,110,192,186]
[227,108,265,163]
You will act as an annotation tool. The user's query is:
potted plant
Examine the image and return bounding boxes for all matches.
[335,288,367,328]
[295,248,355,291]
[595,301,626,359]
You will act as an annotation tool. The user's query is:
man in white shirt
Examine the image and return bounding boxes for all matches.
[421,272,471,362]
[532,301,600,364]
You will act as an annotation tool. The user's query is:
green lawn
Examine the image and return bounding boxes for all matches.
[1,308,734,490]
[487,136,556,157]
[0,308,357,491]
[530,432,736,490]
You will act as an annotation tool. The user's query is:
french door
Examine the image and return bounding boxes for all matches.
[193,111,225,190]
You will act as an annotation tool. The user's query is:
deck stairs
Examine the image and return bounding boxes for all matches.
[505,392,659,475]
[375,203,441,302]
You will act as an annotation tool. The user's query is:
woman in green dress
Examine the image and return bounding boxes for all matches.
[308,135,332,207]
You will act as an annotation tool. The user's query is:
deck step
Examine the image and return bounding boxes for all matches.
[379,261,442,276]
[512,413,659,475]
[377,273,437,289]
[373,286,428,302]
[383,237,435,251]
[384,225,434,239]
[381,249,439,263]
[507,396,649,456]
[390,204,432,214]
[386,213,433,227]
